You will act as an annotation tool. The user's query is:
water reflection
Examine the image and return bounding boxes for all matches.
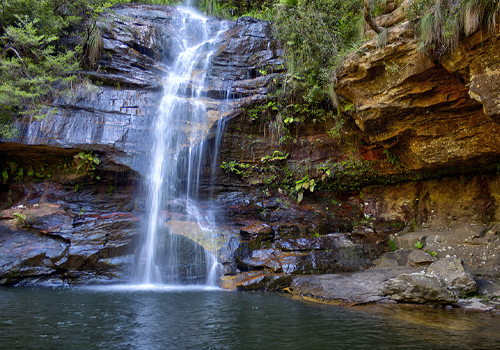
[1,287,499,350]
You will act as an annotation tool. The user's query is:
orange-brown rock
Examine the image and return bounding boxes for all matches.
[335,23,500,171]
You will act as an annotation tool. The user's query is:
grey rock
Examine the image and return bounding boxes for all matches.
[407,249,437,267]
[425,257,477,297]
[242,235,369,275]
[290,267,416,303]
[382,272,459,304]
[455,298,493,312]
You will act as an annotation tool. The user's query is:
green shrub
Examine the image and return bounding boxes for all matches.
[0,0,129,138]
[417,0,500,55]
[389,240,397,251]
[0,16,78,125]
[274,0,363,89]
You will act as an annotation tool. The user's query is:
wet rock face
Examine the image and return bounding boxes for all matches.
[240,234,369,274]
[2,3,499,292]
[207,16,284,90]
[16,88,162,174]
[0,180,139,285]
[0,6,301,286]
[9,5,284,178]
[91,5,175,89]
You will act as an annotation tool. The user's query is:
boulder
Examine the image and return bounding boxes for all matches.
[290,267,416,304]
[394,231,428,250]
[425,257,477,297]
[240,234,369,274]
[407,250,436,267]
[382,272,458,304]
[219,271,292,291]
[383,257,477,304]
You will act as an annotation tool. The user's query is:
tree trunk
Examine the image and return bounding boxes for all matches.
[363,0,384,34]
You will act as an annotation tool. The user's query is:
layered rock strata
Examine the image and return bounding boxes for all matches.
[1,3,499,302]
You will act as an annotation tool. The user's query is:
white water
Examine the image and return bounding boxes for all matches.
[133,6,229,286]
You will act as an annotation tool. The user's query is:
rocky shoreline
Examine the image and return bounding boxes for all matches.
[222,265,500,315]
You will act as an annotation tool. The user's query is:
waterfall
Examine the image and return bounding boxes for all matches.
[133,6,229,286]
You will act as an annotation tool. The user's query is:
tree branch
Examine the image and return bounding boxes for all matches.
[363,0,384,34]
[4,47,33,79]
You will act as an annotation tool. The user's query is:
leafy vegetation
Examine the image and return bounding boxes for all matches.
[0,16,78,124]
[12,211,35,228]
[0,0,134,139]
[274,0,363,93]
[388,239,397,251]
[0,151,100,187]
[413,0,500,55]
[426,249,438,257]
[295,174,315,204]
[220,160,251,175]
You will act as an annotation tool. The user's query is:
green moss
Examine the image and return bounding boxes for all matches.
[0,151,102,186]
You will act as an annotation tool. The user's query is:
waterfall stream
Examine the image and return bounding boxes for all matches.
[134,6,230,286]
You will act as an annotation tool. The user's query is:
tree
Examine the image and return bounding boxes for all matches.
[362,0,384,34]
[0,0,127,139]
[0,15,79,138]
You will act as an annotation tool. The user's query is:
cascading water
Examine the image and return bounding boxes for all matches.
[133,6,230,286]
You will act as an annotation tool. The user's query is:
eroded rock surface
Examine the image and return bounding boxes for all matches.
[382,257,477,304]
[383,272,459,304]
[335,23,500,170]
[0,181,138,285]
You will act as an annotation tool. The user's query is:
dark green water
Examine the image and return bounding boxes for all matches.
[1,285,499,350]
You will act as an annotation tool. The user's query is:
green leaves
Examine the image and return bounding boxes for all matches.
[274,0,363,86]
[261,151,289,164]
[220,160,251,176]
[74,151,100,178]
[295,175,315,204]
[0,0,130,139]
[0,14,78,138]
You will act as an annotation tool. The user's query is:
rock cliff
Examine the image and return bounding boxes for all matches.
[1,3,499,306]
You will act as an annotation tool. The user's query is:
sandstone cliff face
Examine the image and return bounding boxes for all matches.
[335,23,500,171]
[329,16,500,281]
[1,4,499,287]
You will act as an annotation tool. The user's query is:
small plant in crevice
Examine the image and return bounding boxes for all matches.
[383,61,401,74]
[13,212,32,228]
[107,185,115,196]
[408,218,418,232]
[426,249,438,258]
[295,175,315,204]
[261,151,289,163]
[74,151,100,178]
[220,161,251,176]
[415,241,424,249]
[74,183,83,192]
[2,169,9,184]
[383,148,401,166]
[389,239,397,252]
